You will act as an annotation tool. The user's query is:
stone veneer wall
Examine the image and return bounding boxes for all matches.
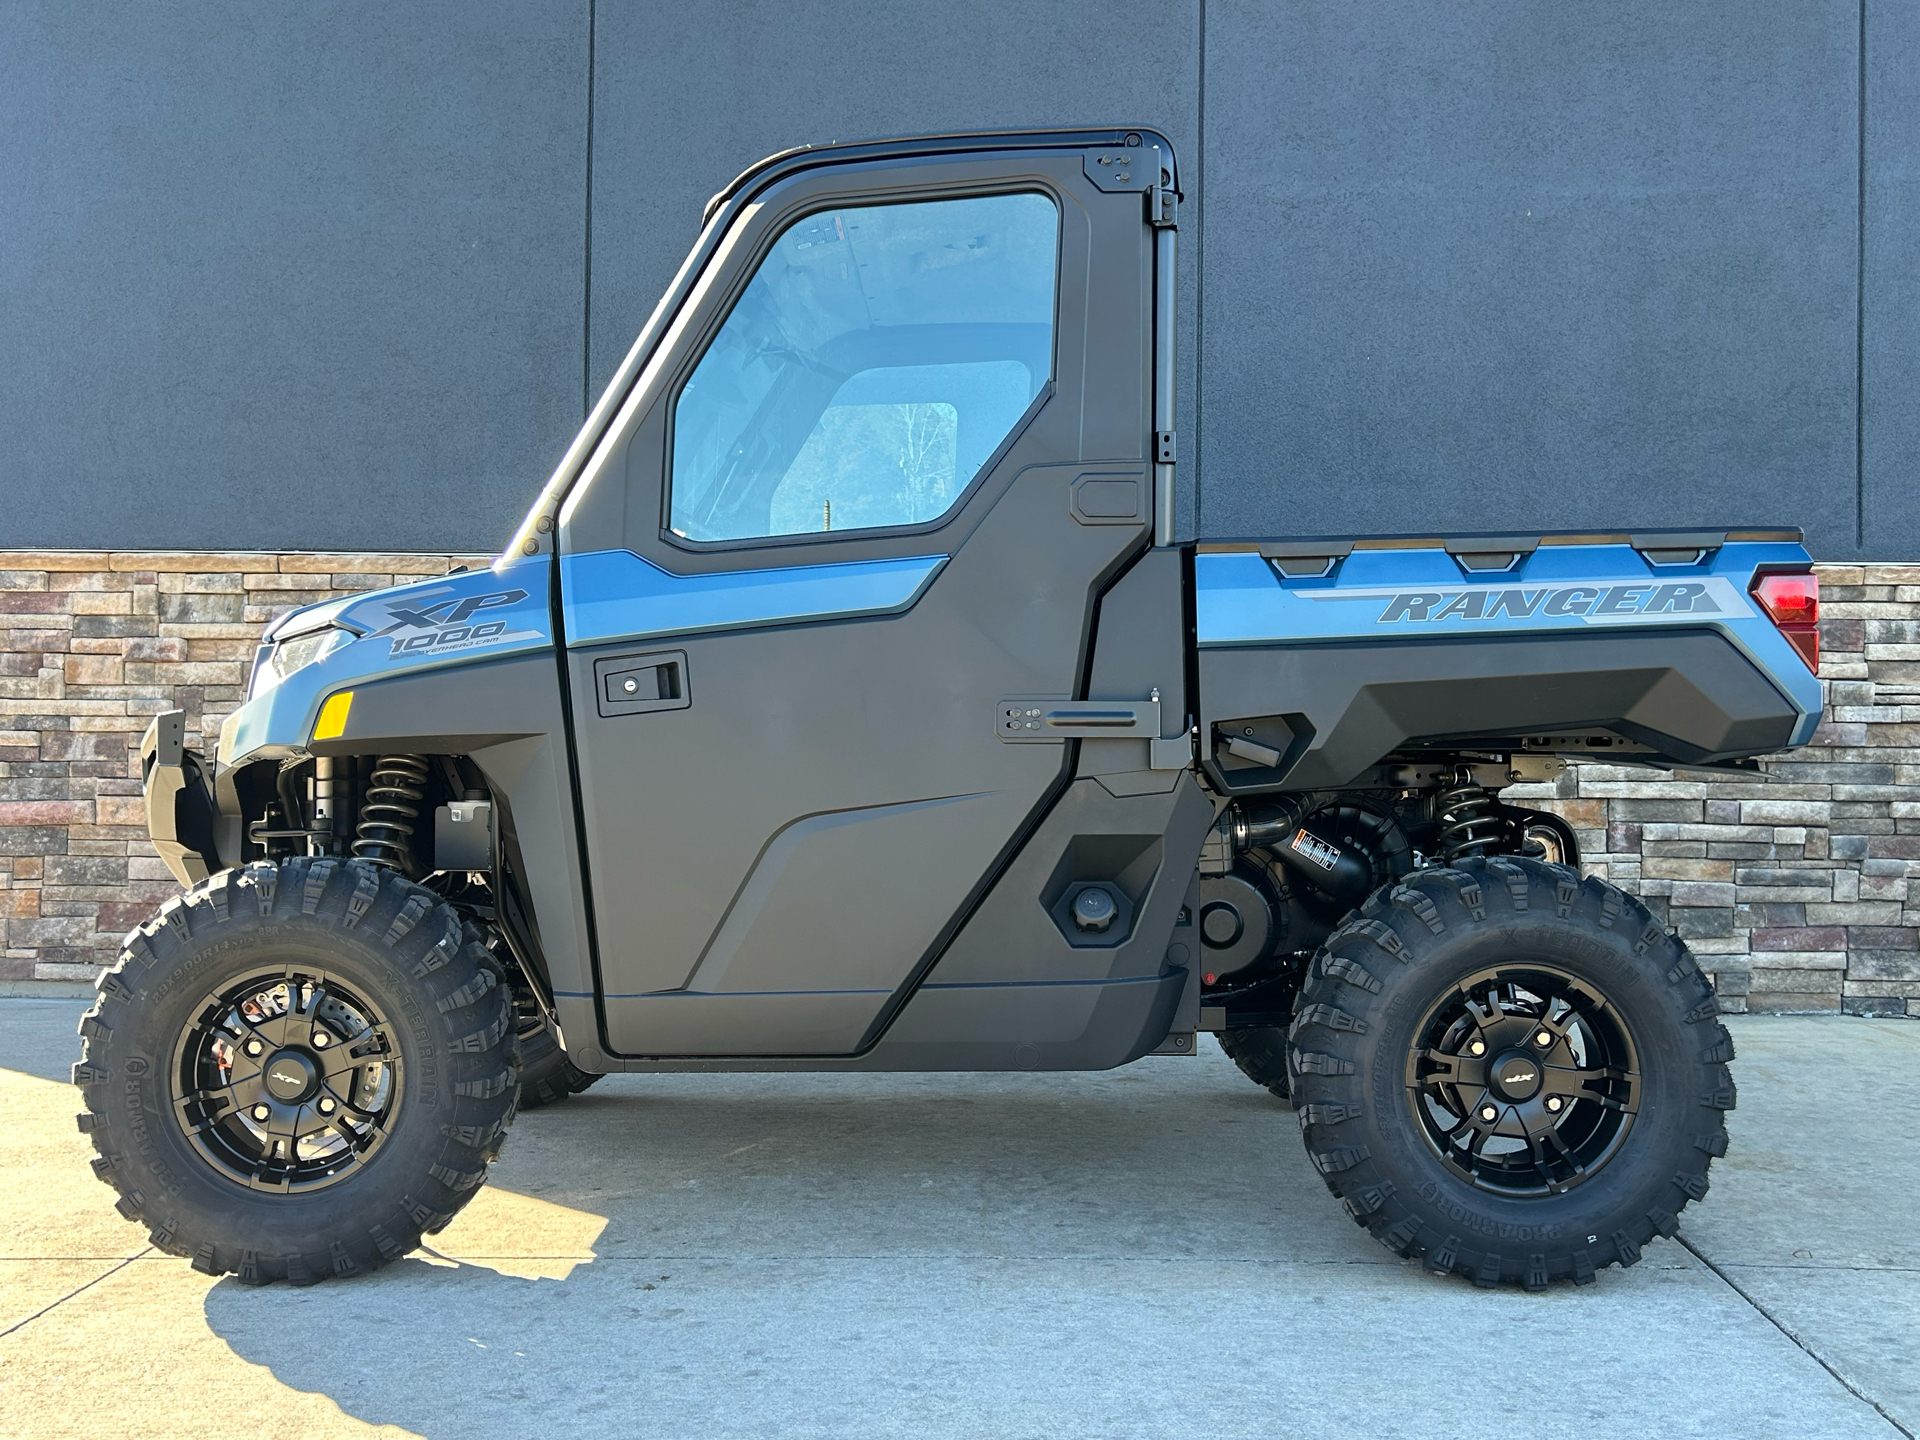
[0,552,485,987]
[1510,563,1919,1017]
[0,552,1912,1016]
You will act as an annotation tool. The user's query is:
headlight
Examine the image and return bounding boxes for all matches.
[248,626,353,699]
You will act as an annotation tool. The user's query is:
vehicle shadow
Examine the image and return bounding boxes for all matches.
[203,1055,1380,1438]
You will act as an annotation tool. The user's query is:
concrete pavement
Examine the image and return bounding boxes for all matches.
[1,999,1913,1439]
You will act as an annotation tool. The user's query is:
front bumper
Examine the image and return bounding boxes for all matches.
[141,709,222,888]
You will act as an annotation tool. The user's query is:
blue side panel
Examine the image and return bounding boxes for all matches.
[1195,541,1825,745]
[559,548,947,648]
[221,557,553,767]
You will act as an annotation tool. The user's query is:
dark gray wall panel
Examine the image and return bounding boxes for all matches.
[2,3,1913,559]
[0,2,586,552]
[585,0,1201,532]
[1863,0,1920,560]
[1196,2,1866,558]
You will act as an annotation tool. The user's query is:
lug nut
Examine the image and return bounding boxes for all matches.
[1479,1105,1497,1122]
[318,1097,337,1115]
[1546,1096,1564,1112]
[244,1039,263,1057]
[312,1030,330,1048]
[1534,1030,1553,1046]
[252,1104,271,1121]
[1469,1041,1486,1056]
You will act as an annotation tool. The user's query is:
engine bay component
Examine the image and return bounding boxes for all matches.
[1197,866,1283,982]
[435,799,494,872]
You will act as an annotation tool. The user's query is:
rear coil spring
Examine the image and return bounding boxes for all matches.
[1434,774,1507,861]
[352,755,430,873]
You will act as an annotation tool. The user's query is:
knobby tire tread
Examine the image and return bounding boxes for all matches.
[73,857,521,1286]
[1289,855,1734,1289]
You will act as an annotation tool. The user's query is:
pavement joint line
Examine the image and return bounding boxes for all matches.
[1716,1262,1920,1274]
[1679,1234,1915,1440]
[0,1248,152,1342]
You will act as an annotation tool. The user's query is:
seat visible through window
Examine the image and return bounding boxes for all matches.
[668,192,1059,543]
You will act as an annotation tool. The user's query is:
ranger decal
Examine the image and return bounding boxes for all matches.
[1371,581,1722,625]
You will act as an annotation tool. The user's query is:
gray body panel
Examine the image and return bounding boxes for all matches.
[315,651,598,1049]
[556,141,1170,1061]
[1198,628,1801,793]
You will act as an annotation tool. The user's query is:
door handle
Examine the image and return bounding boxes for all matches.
[594,650,690,718]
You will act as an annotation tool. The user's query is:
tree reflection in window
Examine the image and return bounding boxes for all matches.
[670,194,1057,543]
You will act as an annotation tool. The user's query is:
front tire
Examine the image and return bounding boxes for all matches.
[1290,855,1734,1288]
[74,857,518,1285]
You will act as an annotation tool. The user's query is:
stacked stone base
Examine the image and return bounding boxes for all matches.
[0,551,483,985]
[1509,562,1917,1015]
[0,552,1913,1015]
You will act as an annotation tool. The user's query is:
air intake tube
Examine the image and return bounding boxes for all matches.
[1232,797,1377,906]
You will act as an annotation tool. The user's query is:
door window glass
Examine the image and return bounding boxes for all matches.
[669,193,1058,543]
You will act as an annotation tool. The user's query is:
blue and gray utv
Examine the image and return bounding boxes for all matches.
[78,129,1824,1289]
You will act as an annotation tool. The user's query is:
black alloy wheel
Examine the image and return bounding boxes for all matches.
[1406,966,1638,1197]
[171,967,403,1193]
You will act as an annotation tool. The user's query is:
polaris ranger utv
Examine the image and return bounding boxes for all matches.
[77,128,1824,1290]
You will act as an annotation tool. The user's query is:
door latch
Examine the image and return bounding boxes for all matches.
[594,650,690,718]
[998,698,1161,739]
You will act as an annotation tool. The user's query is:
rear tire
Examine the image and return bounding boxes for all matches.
[1289,855,1733,1288]
[74,857,518,1285]
[513,993,603,1108]
[1216,1026,1291,1098]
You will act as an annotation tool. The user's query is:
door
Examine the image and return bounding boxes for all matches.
[556,135,1171,1056]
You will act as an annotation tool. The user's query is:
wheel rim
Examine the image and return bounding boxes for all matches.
[169,966,403,1192]
[1404,964,1640,1197]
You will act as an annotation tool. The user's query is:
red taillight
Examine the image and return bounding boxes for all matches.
[1751,572,1820,673]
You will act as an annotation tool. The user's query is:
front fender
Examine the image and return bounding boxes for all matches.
[217,557,553,773]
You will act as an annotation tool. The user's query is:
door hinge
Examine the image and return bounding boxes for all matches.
[1155,430,1177,464]
[1151,180,1178,229]
[1083,141,1179,229]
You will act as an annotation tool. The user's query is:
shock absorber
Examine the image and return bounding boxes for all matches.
[352,755,430,874]
[1433,768,1508,861]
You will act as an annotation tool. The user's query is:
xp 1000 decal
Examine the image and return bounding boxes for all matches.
[218,562,554,768]
[370,585,544,658]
